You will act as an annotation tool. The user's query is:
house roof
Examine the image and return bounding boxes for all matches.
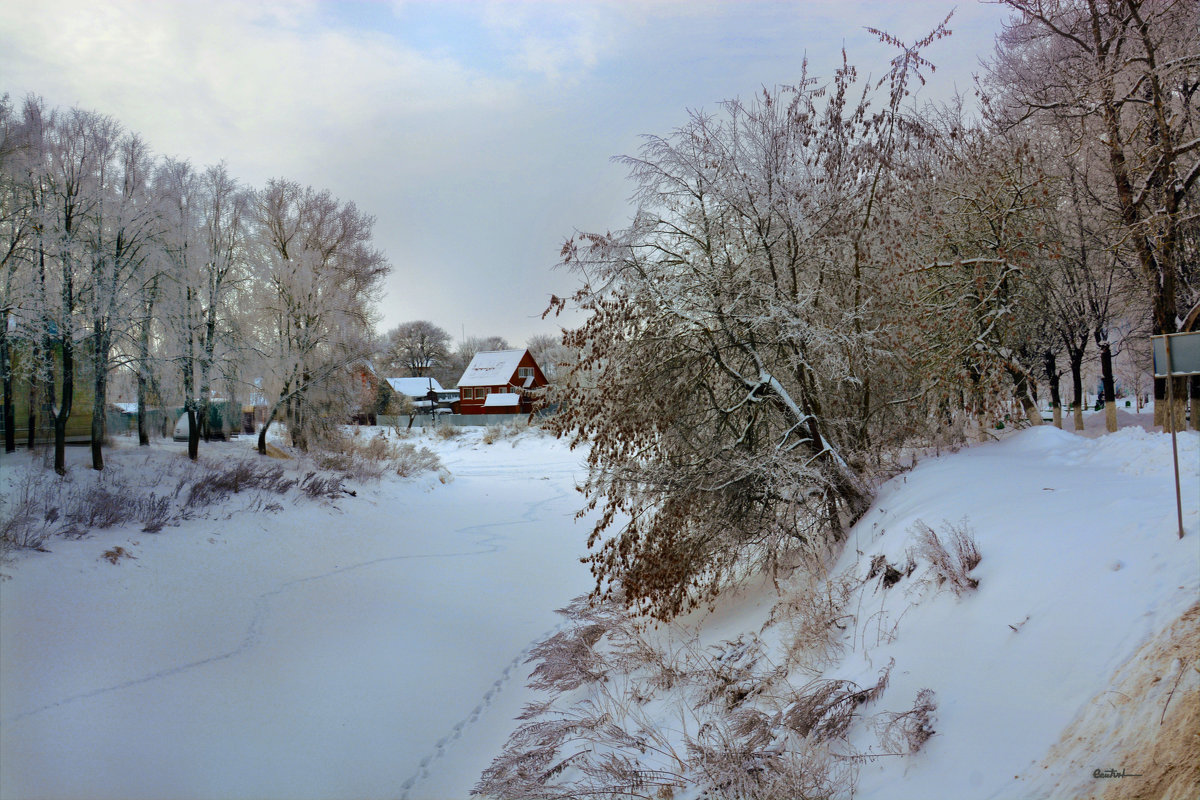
[483,392,521,407]
[457,349,530,388]
[387,377,447,396]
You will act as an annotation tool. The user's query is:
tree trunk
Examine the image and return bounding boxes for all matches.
[1070,353,1085,431]
[1,327,13,453]
[1191,375,1200,432]
[257,418,270,455]
[26,341,39,450]
[1008,366,1042,426]
[1154,376,1165,429]
[1044,349,1062,429]
[91,329,108,470]
[1096,333,1117,434]
[53,337,73,476]
[187,405,199,460]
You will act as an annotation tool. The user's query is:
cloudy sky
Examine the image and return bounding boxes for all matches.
[0,0,1012,347]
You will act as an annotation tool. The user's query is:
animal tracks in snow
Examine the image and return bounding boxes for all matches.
[2,471,573,733]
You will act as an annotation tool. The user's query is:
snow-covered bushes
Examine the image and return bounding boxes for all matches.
[482,423,523,445]
[392,442,444,479]
[478,589,939,800]
[912,519,981,596]
[313,428,444,482]
[185,461,299,506]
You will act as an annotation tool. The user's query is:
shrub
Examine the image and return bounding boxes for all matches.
[393,443,443,478]
[776,573,856,672]
[876,688,937,754]
[185,461,296,507]
[912,519,981,596]
[300,472,345,500]
[0,475,54,552]
[432,424,461,440]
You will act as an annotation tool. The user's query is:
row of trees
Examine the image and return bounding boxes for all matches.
[548,1,1198,619]
[0,95,389,472]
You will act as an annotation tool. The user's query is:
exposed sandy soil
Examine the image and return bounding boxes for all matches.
[1023,602,1200,800]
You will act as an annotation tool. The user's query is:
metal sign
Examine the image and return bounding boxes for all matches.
[1152,331,1200,377]
[1149,331,1198,540]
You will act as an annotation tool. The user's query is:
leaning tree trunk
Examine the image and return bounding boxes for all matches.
[1008,365,1042,427]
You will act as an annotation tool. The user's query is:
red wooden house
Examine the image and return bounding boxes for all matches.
[456,349,547,415]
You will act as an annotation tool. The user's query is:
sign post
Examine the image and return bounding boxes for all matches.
[1151,331,1200,539]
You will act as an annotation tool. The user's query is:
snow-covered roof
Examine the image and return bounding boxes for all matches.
[112,402,138,414]
[457,350,528,388]
[483,392,521,407]
[387,377,446,397]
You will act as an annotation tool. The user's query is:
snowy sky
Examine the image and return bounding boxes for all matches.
[0,0,1011,346]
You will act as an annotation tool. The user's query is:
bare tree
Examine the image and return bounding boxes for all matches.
[252,178,388,454]
[195,162,249,443]
[548,22,949,619]
[384,319,450,377]
[526,332,574,383]
[22,103,114,473]
[0,94,36,453]
[991,0,1200,428]
[157,157,205,459]
[83,128,158,469]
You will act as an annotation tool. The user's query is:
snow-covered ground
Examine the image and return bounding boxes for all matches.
[2,415,1197,800]
[1,427,595,800]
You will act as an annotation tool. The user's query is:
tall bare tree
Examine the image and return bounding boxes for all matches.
[252,179,388,453]
[991,0,1200,427]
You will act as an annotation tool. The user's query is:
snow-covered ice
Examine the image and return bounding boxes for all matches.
[1,428,593,800]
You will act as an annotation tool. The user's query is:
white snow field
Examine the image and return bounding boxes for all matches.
[2,416,1198,800]
[1,428,594,800]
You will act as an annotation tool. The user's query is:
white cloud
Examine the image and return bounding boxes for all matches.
[0,0,520,175]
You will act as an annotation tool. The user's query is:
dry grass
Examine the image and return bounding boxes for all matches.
[912,518,981,596]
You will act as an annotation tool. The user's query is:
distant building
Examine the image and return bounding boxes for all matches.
[455,349,547,415]
[386,376,459,414]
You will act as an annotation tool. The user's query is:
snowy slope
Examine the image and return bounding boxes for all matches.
[834,424,1198,799]
[476,417,1199,800]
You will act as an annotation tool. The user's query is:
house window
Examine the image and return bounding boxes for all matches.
[518,367,534,379]
[476,387,489,399]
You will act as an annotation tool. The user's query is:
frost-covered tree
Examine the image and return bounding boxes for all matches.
[157,157,206,459]
[251,178,388,453]
[525,332,574,383]
[548,23,950,619]
[903,111,1053,428]
[194,162,249,443]
[0,94,36,453]
[990,0,1200,427]
[21,103,116,473]
[82,129,158,469]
